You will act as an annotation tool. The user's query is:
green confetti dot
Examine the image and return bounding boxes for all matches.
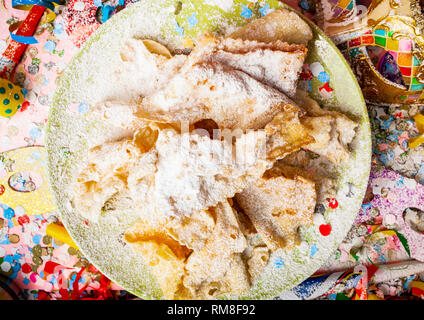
[32,256,43,265]
[32,244,42,257]
[7,83,13,89]
[3,99,10,105]
[42,235,52,245]
[5,109,12,114]
[14,93,20,100]
[0,87,5,94]
[68,246,79,256]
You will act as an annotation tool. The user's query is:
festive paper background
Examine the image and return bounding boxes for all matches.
[0,0,424,300]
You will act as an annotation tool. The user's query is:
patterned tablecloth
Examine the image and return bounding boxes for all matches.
[0,0,424,300]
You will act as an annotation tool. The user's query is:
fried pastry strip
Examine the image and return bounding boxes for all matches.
[138,60,303,131]
[182,201,250,299]
[269,161,337,203]
[125,217,192,299]
[195,36,308,97]
[235,168,316,250]
[291,90,358,163]
[229,8,313,45]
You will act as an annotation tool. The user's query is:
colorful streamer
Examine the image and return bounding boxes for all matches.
[9,0,61,45]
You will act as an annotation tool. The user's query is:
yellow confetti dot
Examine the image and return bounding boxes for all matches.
[183,38,194,49]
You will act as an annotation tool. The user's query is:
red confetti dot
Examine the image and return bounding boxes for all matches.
[22,263,32,273]
[59,289,69,300]
[0,185,4,195]
[44,261,61,274]
[20,101,30,112]
[17,215,30,225]
[300,69,313,81]
[394,112,403,119]
[319,224,332,236]
[37,291,51,300]
[328,198,338,209]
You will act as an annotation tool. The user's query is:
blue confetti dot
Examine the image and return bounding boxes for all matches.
[378,254,386,264]
[3,99,10,105]
[23,278,30,285]
[386,150,395,161]
[44,40,56,53]
[0,235,10,245]
[387,134,399,142]
[53,23,64,35]
[380,118,394,129]
[396,177,404,187]
[3,254,23,264]
[299,0,311,10]
[187,13,198,27]
[0,87,5,94]
[329,293,337,300]
[306,80,312,91]
[274,257,284,268]
[259,3,270,16]
[349,48,362,58]
[361,203,372,212]
[5,109,12,114]
[317,71,330,83]
[14,93,20,100]
[175,22,184,36]
[11,262,21,272]
[34,214,46,222]
[32,150,42,160]
[32,234,42,245]
[78,103,90,114]
[30,127,41,139]
[241,5,253,19]
[7,83,13,89]
[310,244,318,257]
[401,139,408,150]
[93,0,102,7]
[3,206,15,219]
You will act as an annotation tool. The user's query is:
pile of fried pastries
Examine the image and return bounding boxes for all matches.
[72,9,358,299]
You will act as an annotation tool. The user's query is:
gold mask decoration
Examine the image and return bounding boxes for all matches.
[317,0,424,105]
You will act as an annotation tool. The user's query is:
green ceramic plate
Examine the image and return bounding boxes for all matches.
[45,0,371,299]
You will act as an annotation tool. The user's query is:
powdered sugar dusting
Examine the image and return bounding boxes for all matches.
[45,0,371,300]
[205,0,234,12]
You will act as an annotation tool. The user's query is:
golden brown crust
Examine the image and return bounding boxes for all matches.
[229,8,313,45]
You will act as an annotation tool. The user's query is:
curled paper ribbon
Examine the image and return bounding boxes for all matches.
[0,0,60,80]
[9,0,61,45]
